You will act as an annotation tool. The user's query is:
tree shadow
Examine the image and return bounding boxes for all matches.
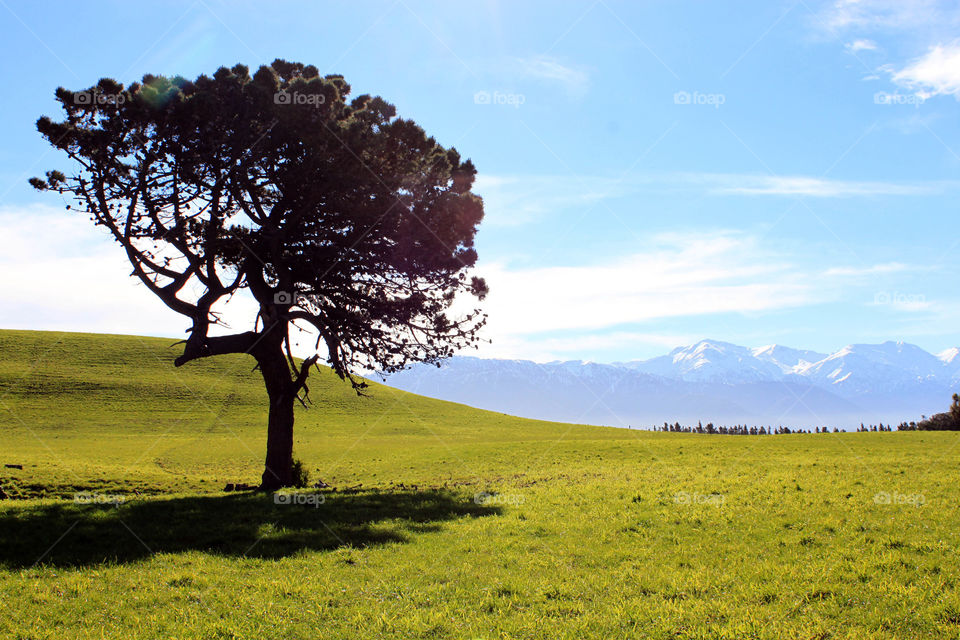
[0,489,499,568]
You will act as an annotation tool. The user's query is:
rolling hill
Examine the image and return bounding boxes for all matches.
[0,328,616,497]
[2,330,960,639]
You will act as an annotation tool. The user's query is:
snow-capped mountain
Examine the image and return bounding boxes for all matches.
[751,344,828,374]
[796,342,945,396]
[618,340,785,384]
[615,340,829,383]
[385,339,960,430]
[938,347,960,384]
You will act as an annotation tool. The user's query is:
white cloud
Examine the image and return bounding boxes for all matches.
[0,205,175,336]
[889,300,960,338]
[821,0,951,32]
[475,231,816,342]
[474,174,630,226]
[514,55,589,95]
[889,41,960,98]
[3,206,947,366]
[846,38,878,52]
[473,173,949,229]
[815,1,960,97]
[891,298,932,312]
[0,204,293,353]
[823,262,914,277]
[712,174,939,197]
[466,235,942,361]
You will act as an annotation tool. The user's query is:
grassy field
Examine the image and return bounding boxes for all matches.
[1,329,959,639]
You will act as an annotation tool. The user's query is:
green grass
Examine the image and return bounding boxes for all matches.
[2,329,960,639]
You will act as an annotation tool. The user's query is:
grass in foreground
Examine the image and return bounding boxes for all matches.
[1,329,960,639]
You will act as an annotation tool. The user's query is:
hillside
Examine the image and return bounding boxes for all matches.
[2,330,960,638]
[0,329,617,497]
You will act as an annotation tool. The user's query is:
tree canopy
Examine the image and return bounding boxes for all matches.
[32,60,488,488]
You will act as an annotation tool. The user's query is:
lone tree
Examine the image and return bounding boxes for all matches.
[31,61,488,490]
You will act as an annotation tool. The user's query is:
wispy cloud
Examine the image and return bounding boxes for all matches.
[0,204,179,337]
[887,300,960,337]
[474,174,629,226]
[0,204,265,347]
[474,173,951,226]
[4,205,947,365]
[469,232,943,360]
[845,38,878,53]
[476,230,817,339]
[888,41,960,98]
[823,262,915,277]
[814,1,960,99]
[712,174,940,197]
[890,298,932,312]
[820,0,953,32]
[514,55,589,94]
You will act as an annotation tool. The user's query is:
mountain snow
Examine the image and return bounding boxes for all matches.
[616,340,829,383]
[751,344,828,374]
[938,347,960,364]
[385,339,960,430]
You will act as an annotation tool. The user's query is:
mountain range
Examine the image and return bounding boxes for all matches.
[384,340,960,430]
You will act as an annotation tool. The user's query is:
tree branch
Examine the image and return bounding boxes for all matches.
[293,354,319,394]
[174,331,260,367]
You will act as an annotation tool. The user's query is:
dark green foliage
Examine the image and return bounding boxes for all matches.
[915,412,960,431]
[30,60,488,488]
[904,394,960,431]
[32,59,487,377]
[291,458,310,489]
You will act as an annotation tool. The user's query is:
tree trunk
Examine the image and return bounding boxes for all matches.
[257,344,296,491]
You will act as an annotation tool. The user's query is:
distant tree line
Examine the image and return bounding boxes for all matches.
[650,393,960,434]
[890,393,960,431]
[652,421,840,435]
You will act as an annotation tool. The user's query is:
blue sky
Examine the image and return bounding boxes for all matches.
[2,0,960,362]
